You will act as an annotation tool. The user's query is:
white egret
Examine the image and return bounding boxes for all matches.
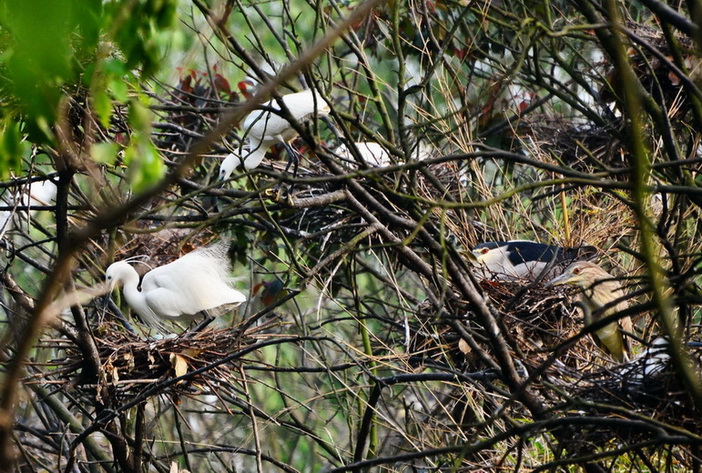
[332,141,436,168]
[0,178,58,235]
[105,240,246,333]
[333,142,392,167]
[219,89,331,181]
[472,240,597,281]
[547,260,633,362]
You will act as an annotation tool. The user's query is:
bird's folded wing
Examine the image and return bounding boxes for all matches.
[143,259,245,318]
[595,322,626,361]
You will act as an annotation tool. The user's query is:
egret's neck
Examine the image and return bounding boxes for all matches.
[119,271,160,327]
[243,139,271,170]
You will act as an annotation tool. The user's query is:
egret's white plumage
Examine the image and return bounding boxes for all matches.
[219,89,330,180]
[332,141,435,169]
[105,241,246,332]
[1,179,58,234]
[25,179,58,207]
[334,142,391,167]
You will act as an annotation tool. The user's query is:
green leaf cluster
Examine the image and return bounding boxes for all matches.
[122,98,164,192]
[0,0,178,186]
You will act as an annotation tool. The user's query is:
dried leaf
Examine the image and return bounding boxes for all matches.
[170,353,188,378]
[458,338,471,354]
[181,348,202,358]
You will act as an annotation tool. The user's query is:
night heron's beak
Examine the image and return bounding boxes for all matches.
[545,272,569,288]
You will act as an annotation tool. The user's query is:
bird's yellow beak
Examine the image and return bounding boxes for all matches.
[546,272,572,288]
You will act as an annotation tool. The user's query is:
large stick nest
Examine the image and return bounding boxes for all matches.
[406,279,605,388]
[39,320,281,405]
[483,280,602,368]
[570,344,702,443]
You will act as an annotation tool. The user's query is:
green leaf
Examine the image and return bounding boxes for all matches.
[124,136,164,192]
[128,99,153,133]
[90,142,119,165]
[0,118,23,178]
[93,89,113,129]
[2,0,75,120]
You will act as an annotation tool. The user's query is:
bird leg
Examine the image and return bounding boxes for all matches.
[170,313,216,339]
[103,295,137,334]
[281,141,301,177]
[185,314,216,335]
[321,116,343,142]
[279,141,302,197]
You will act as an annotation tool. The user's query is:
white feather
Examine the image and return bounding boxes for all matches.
[219,89,330,180]
[105,241,246,332]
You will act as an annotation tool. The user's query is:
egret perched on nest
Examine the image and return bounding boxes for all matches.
[105,240,246,333]
[547,260,633,362]
[219,89,330,180]
[471,240,598,281]
[333,142,391,167]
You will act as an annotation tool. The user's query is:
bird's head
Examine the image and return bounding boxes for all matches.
[104,261,138,290]
[547,260,608,289]
[219,153,240,181]
[105,262,124,289]
[471,242,505,267]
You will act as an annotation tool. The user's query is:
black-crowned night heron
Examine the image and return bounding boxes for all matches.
[219,89,330,180]
[471,240,597,281]
[547,260,633,362]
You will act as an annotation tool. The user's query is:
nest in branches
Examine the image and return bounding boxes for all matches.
[519,115,628,173]
[409,279,604,372]
[44,320,279,404]
[616,22,701,122]
[569,345,702,449]
[111,228,220,267]
[415,160,468,203]
[481,280,607,370]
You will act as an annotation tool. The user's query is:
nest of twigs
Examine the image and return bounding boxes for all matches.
[566,344,702,449]
[519,115,628,173]
[619,22,701,122]
[482,280,607,370]
[111,228,220,267]
[408,279,605,372]
[43,320,281,404]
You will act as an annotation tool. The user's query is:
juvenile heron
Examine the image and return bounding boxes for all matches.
[219,89,330,180]
[472,240,597,281]
[547,261,633,362]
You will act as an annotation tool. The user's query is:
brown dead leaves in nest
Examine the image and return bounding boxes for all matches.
[40,319,283,403]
